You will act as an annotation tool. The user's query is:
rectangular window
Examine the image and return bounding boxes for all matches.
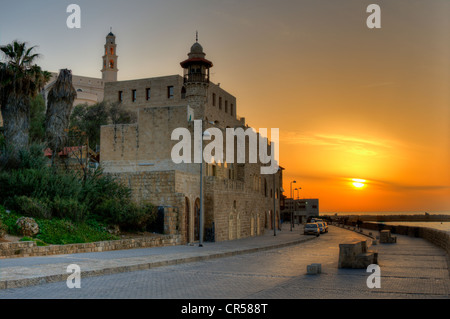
[212,93,216,106]
[118,91,123,102]
[146,88,151,101]
[219,97,222,110]
[168,86,174,99]
[132,89,137,102]
[231,103,234,116]
[225,100,228,113]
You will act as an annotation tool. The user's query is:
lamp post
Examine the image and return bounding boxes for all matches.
[273,172,277,236]
[295,187,302,224]
[199,121,211,248]
[290,180,296,231]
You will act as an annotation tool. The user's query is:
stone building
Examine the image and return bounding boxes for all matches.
[100,38,283,243]
[282,198,319,224]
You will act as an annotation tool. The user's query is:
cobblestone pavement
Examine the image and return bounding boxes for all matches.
[0,225,448,299]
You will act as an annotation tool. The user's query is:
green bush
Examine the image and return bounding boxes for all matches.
[94,199,156,231]
[13,195,51,219]
[51,196,88,222]
[0,208,20,236]
[35,218,118,245]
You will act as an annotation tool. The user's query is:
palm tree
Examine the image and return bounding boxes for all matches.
[0,41,50,166]
[45,69,77,165]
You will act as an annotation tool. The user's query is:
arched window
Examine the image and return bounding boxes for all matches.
[181,87,186,99]
[110,48,114,55]
[109,60,114,69]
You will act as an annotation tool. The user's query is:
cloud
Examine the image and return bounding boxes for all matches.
[282,131,396,157]
[367,178,450,192]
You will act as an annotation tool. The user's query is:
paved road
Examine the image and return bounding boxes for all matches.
[0,225,448,299]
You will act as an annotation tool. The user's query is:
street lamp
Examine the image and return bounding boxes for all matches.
[290,180,296,231]
[199,121,211,248]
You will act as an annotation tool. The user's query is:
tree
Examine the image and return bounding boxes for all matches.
[45,69,77,164]
[0,41,50,166]
[69,101,135,150]
[29,95,46,143]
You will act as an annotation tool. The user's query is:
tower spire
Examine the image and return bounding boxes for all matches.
[196,30,198,43]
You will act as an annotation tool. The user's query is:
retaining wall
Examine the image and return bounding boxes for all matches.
[357,222,450,256]
[0,234,182,259]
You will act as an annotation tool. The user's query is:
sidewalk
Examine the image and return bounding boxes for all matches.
[0,223,314,290]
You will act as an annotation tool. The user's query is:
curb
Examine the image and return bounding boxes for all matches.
[0,235,317,290]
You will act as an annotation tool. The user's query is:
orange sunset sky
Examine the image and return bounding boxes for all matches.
[1,0,449,212]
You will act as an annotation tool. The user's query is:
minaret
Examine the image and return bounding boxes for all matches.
[101,29,118,82]
[180,34,213,119]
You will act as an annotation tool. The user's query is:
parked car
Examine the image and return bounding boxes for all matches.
[304,223,320,236]
[316,222,326,234]
[321,221,329,233]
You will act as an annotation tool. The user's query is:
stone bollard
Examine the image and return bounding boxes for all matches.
[307,263,322,275]
[380,230,397,243]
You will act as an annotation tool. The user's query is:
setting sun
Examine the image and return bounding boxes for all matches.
[352,179,366,189]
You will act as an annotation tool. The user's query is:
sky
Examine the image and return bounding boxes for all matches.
[0,0,449,213]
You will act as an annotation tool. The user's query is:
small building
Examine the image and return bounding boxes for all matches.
[282,198,319,224]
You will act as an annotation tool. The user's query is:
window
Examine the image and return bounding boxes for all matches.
[168,86,174,99]
[109,60,114,69]
[231,104,234,116]
[146,88,151,101]
[118,91,123,102]
[110,48,114,55]
[225,100,228,113]
[212,93,216,106]
[181,87,186,99]
[219,97,222,110]
[132,89,137,102]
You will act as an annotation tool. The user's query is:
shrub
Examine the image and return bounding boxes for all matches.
[36,219,118,245]
[51,196,88,222]
[13,196,51,219]
[94,199,156,231]
[0,208,20,235]
[0,219,7,238]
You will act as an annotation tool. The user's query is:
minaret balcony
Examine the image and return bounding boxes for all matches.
[184,73,210,84]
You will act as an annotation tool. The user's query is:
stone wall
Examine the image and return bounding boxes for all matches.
[359,222,450,256]
[0,234,181,259]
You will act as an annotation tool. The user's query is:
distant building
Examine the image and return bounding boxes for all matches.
[282,198,319,224]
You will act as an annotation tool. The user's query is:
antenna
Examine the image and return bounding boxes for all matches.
[196,30,198,42]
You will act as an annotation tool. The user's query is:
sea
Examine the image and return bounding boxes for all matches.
[322,211,450,233]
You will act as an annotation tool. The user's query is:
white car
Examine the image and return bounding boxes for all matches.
[304,223,320,236]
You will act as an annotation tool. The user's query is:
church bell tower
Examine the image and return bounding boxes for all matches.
[102,29,118,82]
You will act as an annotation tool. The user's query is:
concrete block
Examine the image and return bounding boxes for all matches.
[307,264,321,275]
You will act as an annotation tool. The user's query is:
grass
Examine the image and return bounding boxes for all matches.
[0,205,119,245]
